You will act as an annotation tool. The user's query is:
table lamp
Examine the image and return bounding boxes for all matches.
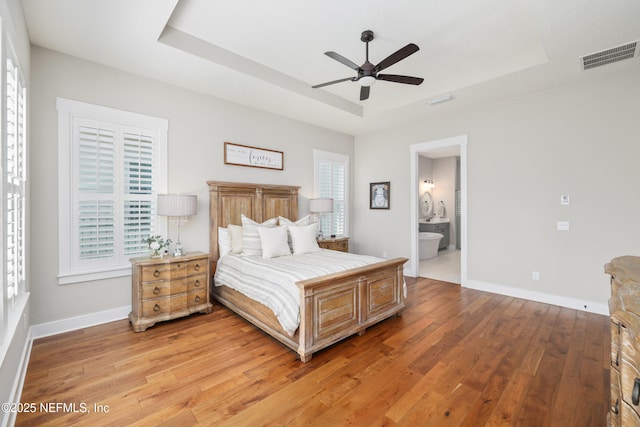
[309,198,333,239]
[157,194,197,256]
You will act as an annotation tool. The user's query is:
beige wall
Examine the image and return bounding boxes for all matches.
[353,64,640,308]
[29,46,354,325]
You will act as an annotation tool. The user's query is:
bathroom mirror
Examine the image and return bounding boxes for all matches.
[421,191,433,216]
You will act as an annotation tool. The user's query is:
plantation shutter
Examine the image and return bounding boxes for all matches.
[318,157,346,236]
[123,130,155,255]
[73,121,157,267]
[5,57,26,301]
[76,121,116,261]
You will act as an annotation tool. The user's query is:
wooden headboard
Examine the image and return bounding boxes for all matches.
[207,181,300,265]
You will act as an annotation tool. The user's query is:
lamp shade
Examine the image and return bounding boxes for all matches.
[309,198,333,213]
[157,194,197,217]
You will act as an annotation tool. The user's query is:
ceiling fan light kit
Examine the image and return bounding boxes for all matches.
[312,30,424,101]
[359,76,376,87]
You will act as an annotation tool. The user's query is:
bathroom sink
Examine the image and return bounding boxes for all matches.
[425,217,449,223]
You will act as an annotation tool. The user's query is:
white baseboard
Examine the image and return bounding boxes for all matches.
[463,279,609,316]
[30,306,130,339]
[4,328,33,427]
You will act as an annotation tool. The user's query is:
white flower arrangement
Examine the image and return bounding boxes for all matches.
[143,235,172,258]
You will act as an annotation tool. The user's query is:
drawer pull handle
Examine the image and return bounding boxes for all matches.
[612,399,619,415]
[615,351,619,367]
[195,295,201,303]
[633,378,640,405]
[194,280,200,287]
[153,270,160,278]
[194,264,200,271]
[153,286,160,295]
[153,304,160,312]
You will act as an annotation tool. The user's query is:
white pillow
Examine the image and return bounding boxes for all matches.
[228,224,244,254]
[258,225,291,259]
[288,223,321,255]
[241,214,277,256]
[278,215,311,251]
[278,215,311,227]
[218,227,231,257]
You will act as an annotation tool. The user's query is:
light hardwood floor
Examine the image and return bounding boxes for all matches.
[17,278,610,426]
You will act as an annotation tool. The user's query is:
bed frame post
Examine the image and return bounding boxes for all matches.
[298,286,313,363]
[209,182,221,275]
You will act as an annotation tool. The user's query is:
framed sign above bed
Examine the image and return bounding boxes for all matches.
[224,142,284,170]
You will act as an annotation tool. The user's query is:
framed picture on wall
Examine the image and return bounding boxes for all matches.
[370,181,390,209]
[224,142,284,170]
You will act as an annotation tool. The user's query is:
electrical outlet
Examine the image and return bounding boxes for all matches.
[532,271,540,280]
[557,221,570,231]
[382,251,388,258]
[560,195,570,205]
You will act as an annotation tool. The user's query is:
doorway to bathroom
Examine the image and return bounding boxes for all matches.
[409,135,467,284]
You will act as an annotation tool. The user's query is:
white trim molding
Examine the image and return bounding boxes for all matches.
[30,305,130,339]
[464,279,609,316]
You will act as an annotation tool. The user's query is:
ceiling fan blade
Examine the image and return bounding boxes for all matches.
[360,86,370,101]
[377,74,424,85]
[324,51,360,71]
[375,43,420,72]
[312,77,355,89]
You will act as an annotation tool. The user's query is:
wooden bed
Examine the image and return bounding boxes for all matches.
[208,181,407,362]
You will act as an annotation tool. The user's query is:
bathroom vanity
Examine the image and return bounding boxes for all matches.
[420,220,449,250]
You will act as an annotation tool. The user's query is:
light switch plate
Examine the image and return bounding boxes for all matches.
[557,221,570,231]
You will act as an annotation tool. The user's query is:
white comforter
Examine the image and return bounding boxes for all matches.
[214,250,387,336]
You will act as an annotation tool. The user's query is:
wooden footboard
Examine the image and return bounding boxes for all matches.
[296,257,407,362]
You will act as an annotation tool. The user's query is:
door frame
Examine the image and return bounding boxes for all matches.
[409,135,468,282]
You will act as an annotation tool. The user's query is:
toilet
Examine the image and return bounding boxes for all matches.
[419,232,444,260]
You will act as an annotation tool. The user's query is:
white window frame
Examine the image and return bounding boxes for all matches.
[57,98,168,284]
[313,149,349,237]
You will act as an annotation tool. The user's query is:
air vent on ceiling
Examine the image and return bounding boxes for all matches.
[581,41,639,70]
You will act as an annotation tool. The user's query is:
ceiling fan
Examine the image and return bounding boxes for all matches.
[312,30,424,101]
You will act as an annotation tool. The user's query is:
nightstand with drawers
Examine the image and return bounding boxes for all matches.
[317,237,349,253]
[129,251,212,332]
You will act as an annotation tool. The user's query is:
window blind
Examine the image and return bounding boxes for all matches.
[316,152,348,236]
[74,121,158,264]
[5,57,26,301]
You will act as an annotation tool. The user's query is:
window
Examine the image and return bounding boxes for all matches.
[57,99,167,284]
[314,150,349,236]
[4,52,26,306]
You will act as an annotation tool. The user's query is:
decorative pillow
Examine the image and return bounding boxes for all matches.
[218,227,231,257]
[241,214,277,256]
[258,225,291,259]
[278,215,311,227]
[278,215,311,251]
[288,223,321,255]
[228,224,244,254]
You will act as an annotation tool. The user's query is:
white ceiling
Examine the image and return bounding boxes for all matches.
[20,0,640,136]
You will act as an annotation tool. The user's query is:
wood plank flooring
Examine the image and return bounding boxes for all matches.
[17,277,610,426]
